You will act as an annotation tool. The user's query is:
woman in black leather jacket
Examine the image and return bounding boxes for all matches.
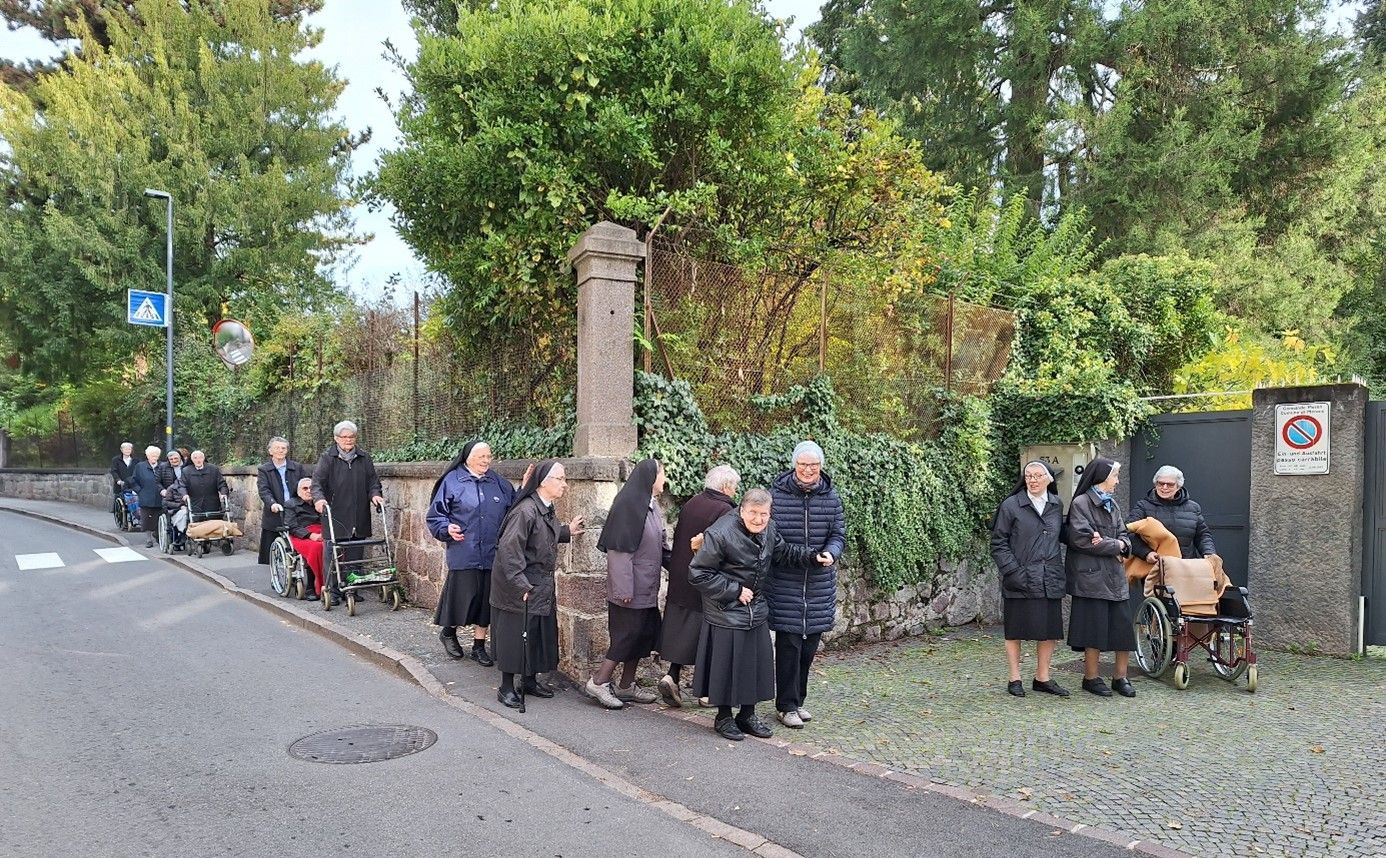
[688,488,823,742]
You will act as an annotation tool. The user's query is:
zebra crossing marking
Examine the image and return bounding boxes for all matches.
[15,553,64,570]
[93,547,145,564]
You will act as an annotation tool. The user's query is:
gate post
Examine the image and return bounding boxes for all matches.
[1248,382,1367,655]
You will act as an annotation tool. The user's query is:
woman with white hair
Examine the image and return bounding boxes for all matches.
[766,440,844,729]
[1126,465,1217,562]
[256,437,306,565]
[311,420,383,604]
[129,445,164,547]
[655,463,740,707]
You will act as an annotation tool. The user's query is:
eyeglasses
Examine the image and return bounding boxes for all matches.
[544,475,567,483]
[795,462,822,470]
[1155,481,1178,488]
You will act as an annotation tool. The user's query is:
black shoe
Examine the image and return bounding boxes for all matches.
[471,644,495,667]
[521,679,554,698]
[1081,677,1112,697]
[498,686,523,709]
[1112,677,1136,698]
[714,717,744,741]
[735,715,773,739]
[145,537,155,548]
[1007,680,1026,697]
[439,628,465,659]
[1032,678,1070,698]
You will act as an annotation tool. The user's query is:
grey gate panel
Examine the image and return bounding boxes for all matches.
[1129,411,1252,586]
[1363,402,1386,646]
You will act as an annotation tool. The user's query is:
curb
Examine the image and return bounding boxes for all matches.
[0,502,803,858]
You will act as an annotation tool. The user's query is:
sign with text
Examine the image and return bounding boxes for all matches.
[1274,401,1330,475]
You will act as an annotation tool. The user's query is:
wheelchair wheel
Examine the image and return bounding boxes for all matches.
[1172,663,1190,689]
[269,540,291,597]
[1245,664,1258,693]
[1133,596,1173,677]
[346,593,357,617]
[220,539,234,556]
[157,515,170,554]
[1210,628,1249,682]
[113,500,127,531]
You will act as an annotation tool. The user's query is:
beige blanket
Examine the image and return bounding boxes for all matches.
[186,519,243,540]
[1123,517,1227,615]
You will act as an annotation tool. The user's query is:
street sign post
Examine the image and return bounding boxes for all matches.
[126,289,168,328]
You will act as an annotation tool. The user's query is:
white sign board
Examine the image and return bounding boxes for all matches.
[1274,401,1330,475]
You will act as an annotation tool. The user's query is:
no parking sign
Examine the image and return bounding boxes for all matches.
[1274,402,1330,475]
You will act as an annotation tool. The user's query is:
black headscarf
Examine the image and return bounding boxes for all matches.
[501,459,557,528]
[597,458,660,554]
[1009,460,1061,499]
[1072,456,1116,502]
[430,439,483,500]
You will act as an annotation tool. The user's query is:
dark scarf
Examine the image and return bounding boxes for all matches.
[501,460,557,528]
[430,439,482,499]
[597,458,660,554]
[1073,457,1117,512]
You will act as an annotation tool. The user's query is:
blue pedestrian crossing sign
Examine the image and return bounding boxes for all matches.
[127,289,168,328]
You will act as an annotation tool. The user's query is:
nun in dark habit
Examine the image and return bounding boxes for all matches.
[1065,456,1138,698]
[583,458,669,709]
[489,461,585,709]
[426,441,517,666]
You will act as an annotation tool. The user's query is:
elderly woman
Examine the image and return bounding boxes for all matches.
[427,441,517,666]
[991,461,1068,698]
[283,477,327,599]
[689,489,826,742]
[180,450,230,518]
[1127,465,1217,563]
[109,441,136,511]
[656,464,740,707]
[129,445,164,547]
[489,461,585,710]
[767,440,844,729]
[312,420,383,596]
[583,458,669,709]
[256,437,306,566]
[1066,457,1137,698]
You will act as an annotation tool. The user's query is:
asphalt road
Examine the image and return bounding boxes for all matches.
[0,511,744,858]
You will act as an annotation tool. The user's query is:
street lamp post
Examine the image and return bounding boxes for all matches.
[143,189,174,454]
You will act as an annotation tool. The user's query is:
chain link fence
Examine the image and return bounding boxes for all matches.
[644,239,1016,436]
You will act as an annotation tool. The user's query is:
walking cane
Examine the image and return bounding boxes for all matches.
[519,592,530,714]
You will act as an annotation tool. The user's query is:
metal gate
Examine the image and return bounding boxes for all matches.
[1362,402,1386,645]
[1129,410,1252,586]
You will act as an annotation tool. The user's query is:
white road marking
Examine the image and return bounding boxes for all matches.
[15,553,63,570]
[93,547,145,564]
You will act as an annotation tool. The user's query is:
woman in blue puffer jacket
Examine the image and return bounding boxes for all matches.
[767,440,845,729]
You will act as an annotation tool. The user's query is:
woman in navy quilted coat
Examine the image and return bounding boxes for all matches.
[767,440,845,729]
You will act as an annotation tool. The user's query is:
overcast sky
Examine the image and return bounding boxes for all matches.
[0,0,823,302]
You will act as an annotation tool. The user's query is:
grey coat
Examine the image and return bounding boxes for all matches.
[990,491,1066,600]
[1064,491,1132,602]
[605,505,668,609]
[490,495,571,617]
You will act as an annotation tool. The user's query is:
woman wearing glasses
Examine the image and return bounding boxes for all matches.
[1126,465,1217,563]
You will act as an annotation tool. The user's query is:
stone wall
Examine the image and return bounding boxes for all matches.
[0,468,113,508]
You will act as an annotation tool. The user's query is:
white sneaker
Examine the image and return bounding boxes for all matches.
[613,683,659,704]
[584,678,624,709]
[797,707,813,723]
[657,674,683,707]
[777,710,805,729]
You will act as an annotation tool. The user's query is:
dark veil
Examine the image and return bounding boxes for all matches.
[429,439,481,501]
[500,459,557,528]
[1072,456,1116,501]
[597,458,660,554]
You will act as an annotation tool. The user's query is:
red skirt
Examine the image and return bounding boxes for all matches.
[289,525,326,594]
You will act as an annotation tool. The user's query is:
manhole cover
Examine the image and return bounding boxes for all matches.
[288,724,437,764]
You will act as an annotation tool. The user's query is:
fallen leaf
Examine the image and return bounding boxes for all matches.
[1017,787,1034,801]
[788,748,808,756]
[1310,745,1325,754]
[1167,821,1183,830]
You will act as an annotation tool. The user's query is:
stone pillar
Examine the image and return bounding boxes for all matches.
[1248,383,1367,655]
[567,221,643,459]
[0,429,9,468]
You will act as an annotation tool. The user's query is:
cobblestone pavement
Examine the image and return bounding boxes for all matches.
[676,630,1386,858]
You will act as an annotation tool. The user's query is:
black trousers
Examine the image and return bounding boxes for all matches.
[774,631,822,713]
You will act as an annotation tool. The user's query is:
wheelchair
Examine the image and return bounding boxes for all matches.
[1133,556,1259,692]
[268,529,311,600]
[113,489,140,532]
[157,505,188,554]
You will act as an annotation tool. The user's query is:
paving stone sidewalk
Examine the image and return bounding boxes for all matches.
[679,632,1386,858]
[9,497,1382,857]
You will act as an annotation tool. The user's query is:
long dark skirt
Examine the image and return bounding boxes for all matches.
[1068,596,1135,652]
[657,602,703,666]
[434,568,491,629]
[257,528,277,565]
[490,606,559,675]
[1003,597,1063,641]
[605,603,661,662]
[692,621,774,707]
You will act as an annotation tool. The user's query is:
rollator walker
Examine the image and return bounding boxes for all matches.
[319,499,403,616]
